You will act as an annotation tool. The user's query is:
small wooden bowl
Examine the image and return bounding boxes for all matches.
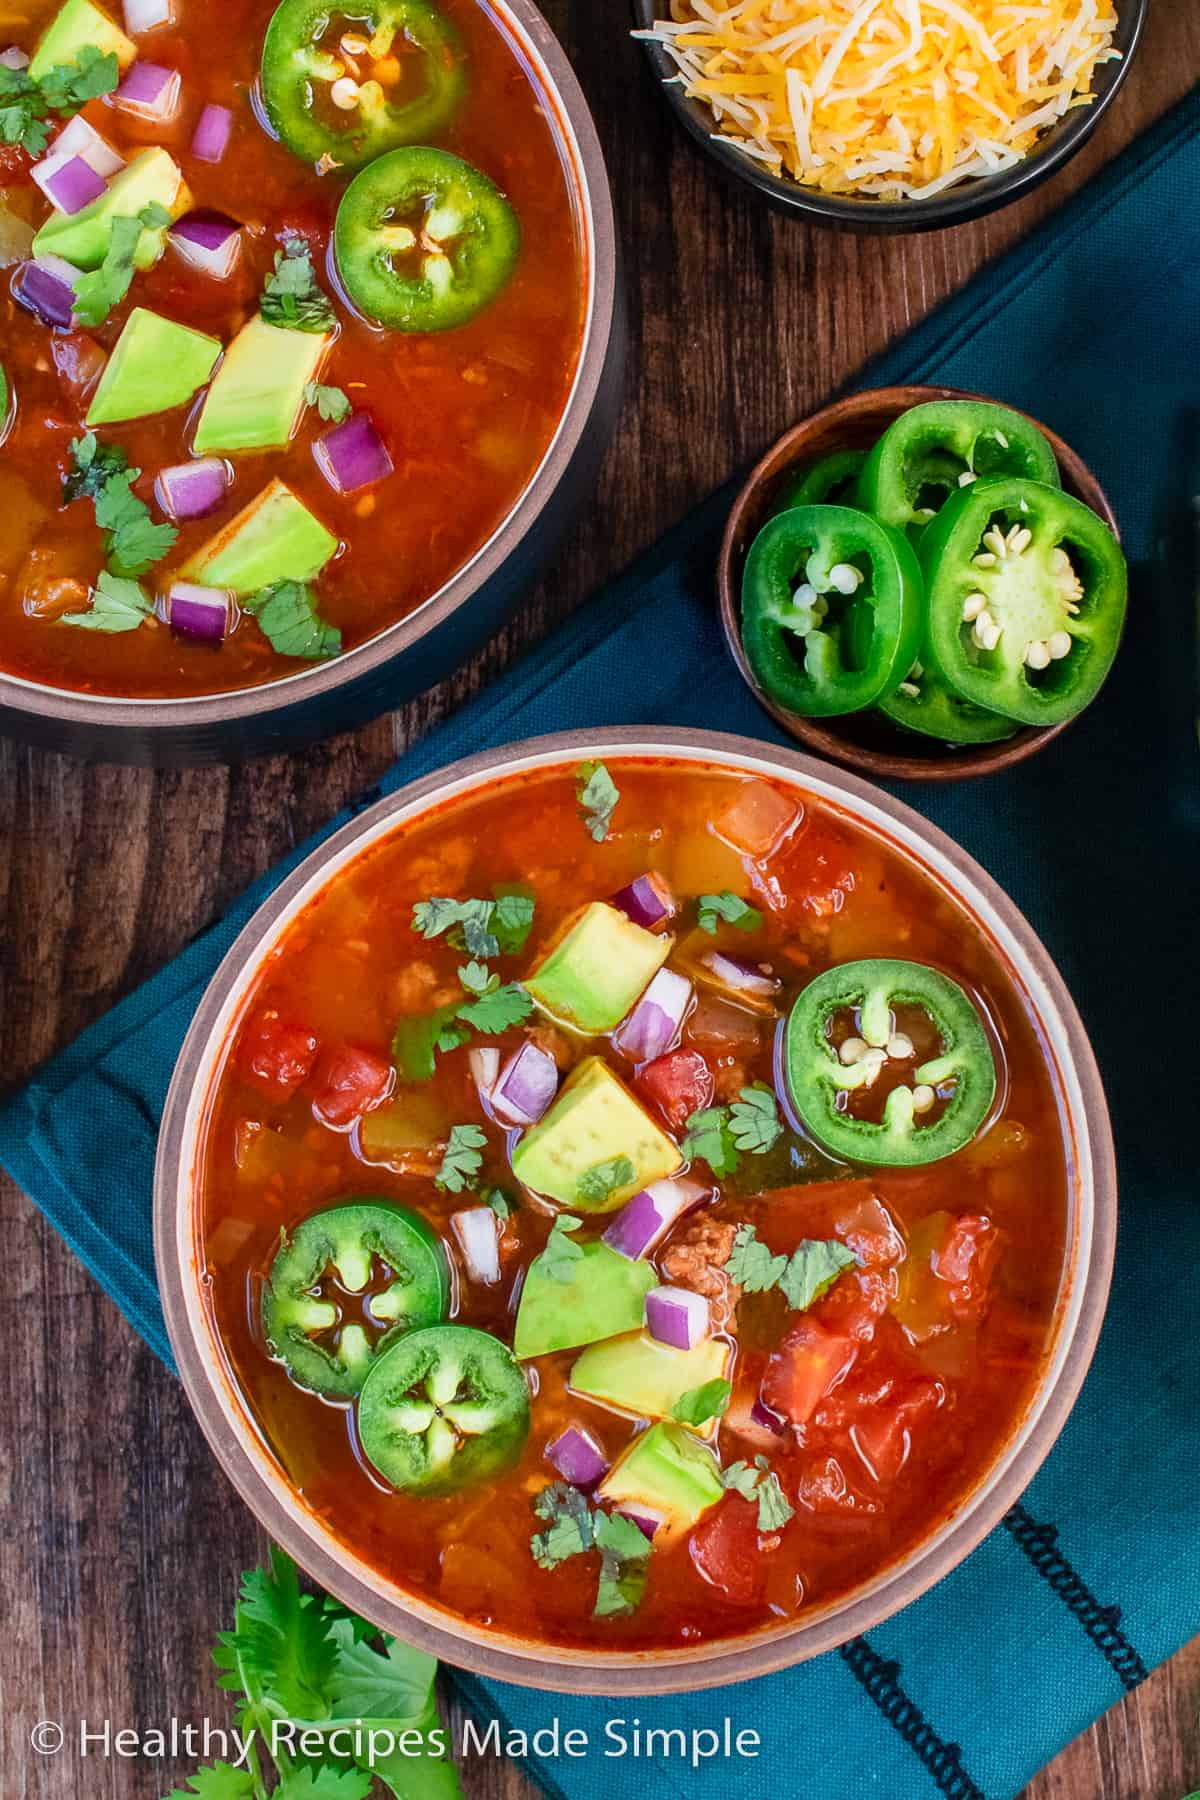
[717,385,1121,783]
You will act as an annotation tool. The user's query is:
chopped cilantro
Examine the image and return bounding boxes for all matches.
[453,965,533,1035]
[721,1455,795,1533]
[63,432,129,504]
[65,434,178,578]
[697,891,763,935]
[575,760,619,842]
[482,1186,515,1220]
[391,1002,470,1083]
[575,1155,634,1206]
[243,581,342,660]
[530,1487,651,1618]
[531,1484,594,1569]
[434,1123,487,1194]
[671,1378,732,1427]
[725,1223,788,1293]
[539,1214,584,1283]
[726,1222,857,1312]
[412,892,535,960]
[680,1104,740,1178]
[59,571,153,634]
[0,47,119,158]
[72,202,173,329]
[261,238,336,333]
[304,381,352,422]
[457,960,493,997]
[729,1084,784,1155]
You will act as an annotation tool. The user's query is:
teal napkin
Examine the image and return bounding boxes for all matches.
[4,90,1200,1800]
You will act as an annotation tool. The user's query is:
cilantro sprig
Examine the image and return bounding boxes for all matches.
[243,581,342,661]
[64,434,178,579]
[434,1123,487,1194]
[531,1485,652,1619]
[73,201,174,328]
[412,892,535,960]
[60,571,153,634]
[261,238,336,333]
[304,381,352,422]
[728,1083,784,1154]
[697,891,763,935]
[454,961,533,1034]
[575,760,619,842]
[680,1084,783,1175]
[391,958,534,1083]
[0,47,118,157]
[721,1456,795,1532]
[680,1105,739,1177]
[725,1222,857,1311]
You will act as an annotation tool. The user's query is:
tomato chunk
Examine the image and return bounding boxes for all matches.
[239,1010,319,1098]
[936,1214,1004,1322]
[848,1375,943,1484]
[894,1210,1003,1339]
[311,1044,393,1127]
[689,1497,771,1604]
[761,1317,857,1427]
[635,1048,713,1133]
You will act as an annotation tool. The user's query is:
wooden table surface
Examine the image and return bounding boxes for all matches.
[3,6,1199,1796]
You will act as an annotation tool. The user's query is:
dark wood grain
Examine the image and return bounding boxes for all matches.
[2,6,1199,1796]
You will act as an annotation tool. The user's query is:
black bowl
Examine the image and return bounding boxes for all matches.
[630,0,1147,233]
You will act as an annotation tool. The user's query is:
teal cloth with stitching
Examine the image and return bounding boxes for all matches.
[3,90,1200,1800]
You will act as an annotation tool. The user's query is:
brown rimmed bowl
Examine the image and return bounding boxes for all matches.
[719,386,1122,784]
[154,726,1116,1694]
[0,0,623,768]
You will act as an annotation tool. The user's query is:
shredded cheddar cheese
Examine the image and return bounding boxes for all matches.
[635,0,1121,200]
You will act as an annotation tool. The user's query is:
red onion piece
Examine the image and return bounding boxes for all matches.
[112,60,181,122]
[170,211,241,279]
[154,458,229,521]
[646,1285,710,1351]
[701,951,780,1001]
[451,1208,501,1286]
[602,1177,709,1260]
[611,871,677,929]
[468,1045,501,1104]
[547,1425,609,1488]
[490,1040,558,1127]
[751,1396,786,1436]
[313,412,394,495]
[34,119,123,210]
[14,256,81,328]
[192,102,234,163]
[124,0,174,30]
[613,966,692,1063]
[167,582,235,643]
[617,1508,661,1541]
[42,155,108,215]
[0,46,30,69]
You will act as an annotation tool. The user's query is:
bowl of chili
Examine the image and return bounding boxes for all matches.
[156,727,1116,1691]
[719,387,1123,782]
[0,0,621,764]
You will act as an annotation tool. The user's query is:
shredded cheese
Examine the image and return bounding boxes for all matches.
[634,0,1121,200]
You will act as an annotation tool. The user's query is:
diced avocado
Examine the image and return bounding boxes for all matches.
[513,1241,656,1360]
[525,902,672,1034]
[598,1423,723,1534]
[186,479,339,594]
[570,1331,730,1430]
[193,316,329,456]
[511,1056,680,1212]
[29,0,136,81]
[34,148,189,273]
[86,308,222,426]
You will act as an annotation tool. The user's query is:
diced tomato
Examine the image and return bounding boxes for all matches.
[848,1376,943,1484]
[635,1048,713,1133]
[0,143,33,184]
[715,779,801,857]
[310,1044,393,1128]
[834,1192,905,1269]
[796,1454,880,1518]
[935,1214,1004,1322]
[689,1497,773,1604]
[761,1317,858,1427]
[239,1010,319,1099]
[814,1268,892,1342]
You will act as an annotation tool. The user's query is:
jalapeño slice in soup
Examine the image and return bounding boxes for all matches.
[200,757,1069,1653]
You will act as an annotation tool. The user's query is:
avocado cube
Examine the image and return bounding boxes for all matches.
[186,479,339,594]
[570,1331,730,1431]
[525,902,672,1035]
[34,148,190,273]
[511,1056,680,1211]
[86,308,222,426]
[29,0,136,81]
[598,1423,723,1534]
[513,1242,657,1360]
[194,316,329,456]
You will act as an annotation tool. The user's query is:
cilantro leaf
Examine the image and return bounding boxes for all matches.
[724,1222,788,1293]
[680,1104,739,1178]
[576,759,619,842]
[434,1123,487,1194]
[576,1154,634,1206]
[323,1615,437,1722]
[60,571,153,634]
[0,48,118,157]
[63,432,128,503]
[671,1377,732,1427]
[213,1547,338,1723]
[697,890,763,935]
[457,960,493,997]
[73,203,172,328]
[243,580,342,660]
[729,1083,784,1155]
[305,380,352,422]
[720,1459,761,1502]
[261,238,336,333]
[492,890,536,953]
[539,1214,584,1283]
[593,1511,652,1618]
[390,1003,463,1083]
[65,436,178,577]
[164,1768,255,1800]
[777,1238,858,1312]
[721,1457,795,1533]
[413,897,499,958]
[482,1186,515,1220]
[532,1483,595,1567]
[456,981,532,1036]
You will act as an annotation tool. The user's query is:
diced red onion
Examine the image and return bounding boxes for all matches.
[617,1508,662,1541]
[751,1396,786,1436]
[602,1177,708,1260]
[468,1046,501,1104]
[167,582,235,643]
[41,155,108,216]
[0,46,29,69]
[613,966,692,1063]
[611,872,677,929]
[313,412,394,495]
[112,60,181,123]
[154,458,229,521]
[14,256,81,328]
[170,210,241,280]
[451,1208,501,1286]
[490,1040,558,1127]
[192,101,234,163]
[547,1425,609,1488]
[124,0,174,31]
[34,118,123,209]
[701,951,780,1001]
[646,1285,710,1351]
